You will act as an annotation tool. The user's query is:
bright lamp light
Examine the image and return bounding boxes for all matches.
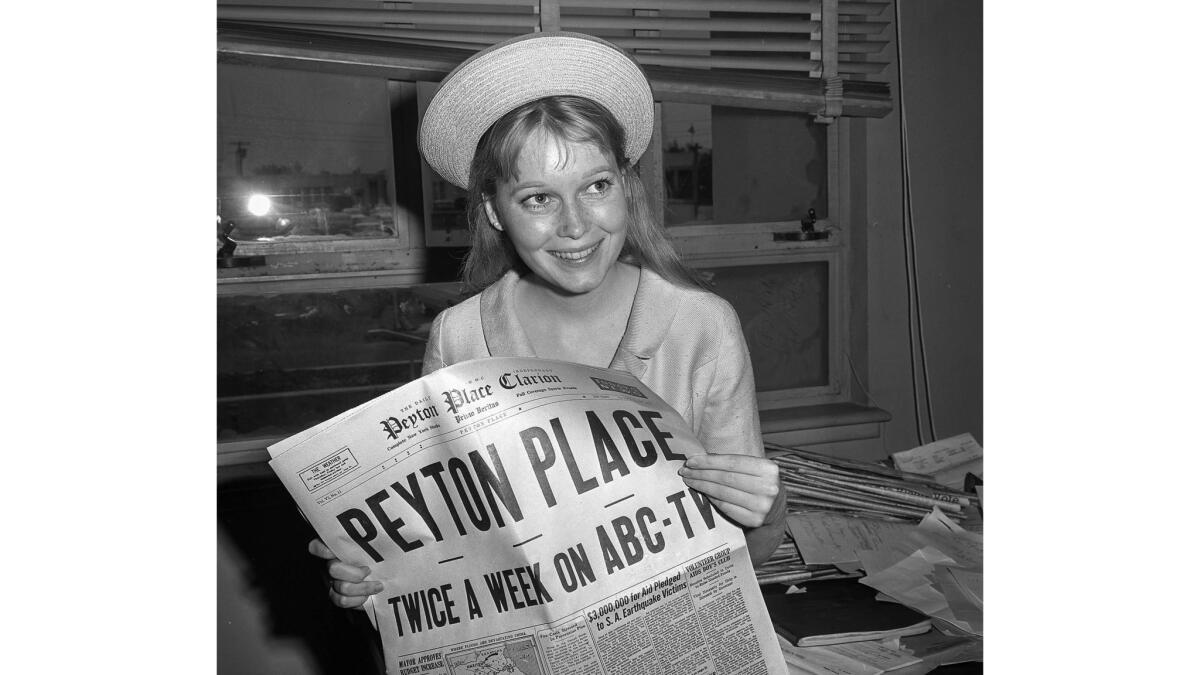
[247,194,272,216]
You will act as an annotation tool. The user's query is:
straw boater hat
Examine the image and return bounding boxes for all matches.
[418,31,655,190]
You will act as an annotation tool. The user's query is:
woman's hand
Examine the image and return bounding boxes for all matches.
[308,538,384,610]
[677,453,784,528]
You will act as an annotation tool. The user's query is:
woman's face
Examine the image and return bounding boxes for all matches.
[485,131,628,297]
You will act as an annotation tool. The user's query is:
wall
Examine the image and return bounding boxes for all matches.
[861,0,984,456]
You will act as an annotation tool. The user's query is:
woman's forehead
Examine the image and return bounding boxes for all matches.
[510,131,615,180]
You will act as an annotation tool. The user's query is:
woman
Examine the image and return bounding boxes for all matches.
[312,31,786,610]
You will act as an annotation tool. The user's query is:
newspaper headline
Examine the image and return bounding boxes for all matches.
[269,357,786,675]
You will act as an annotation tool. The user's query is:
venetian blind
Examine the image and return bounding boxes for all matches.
[217,0,893,117]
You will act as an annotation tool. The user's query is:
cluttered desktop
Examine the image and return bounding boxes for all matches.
[760,433,983,674]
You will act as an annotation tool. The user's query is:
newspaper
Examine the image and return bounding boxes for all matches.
[268,356,787,675]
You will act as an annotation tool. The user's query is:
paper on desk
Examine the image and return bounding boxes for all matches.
[890,433,982,489]
[815,640,922,672]
[777,636,922,675]
[777,635,884,675]
[933,566,983,635]
[787,511,923,567]
[899,629,971,658]
[947,568,982,606]
[859,546,982,638]
[857,546,952,578]
[859,547,948,616]
[900,629,982,668]
[912,508,982,570]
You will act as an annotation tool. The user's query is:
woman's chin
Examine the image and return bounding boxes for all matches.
[528,250,622,296]
[532,264,610,296]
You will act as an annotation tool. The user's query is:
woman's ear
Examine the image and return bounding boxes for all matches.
[483,199,503,232]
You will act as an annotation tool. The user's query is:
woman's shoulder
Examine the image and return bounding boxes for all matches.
[640,267,738,323]
[432,270,515,327]
[434,290,483,327]
[423,285,488,373]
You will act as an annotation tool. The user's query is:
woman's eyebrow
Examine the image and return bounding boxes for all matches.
[509,180,547,191]
[509,166,613,191]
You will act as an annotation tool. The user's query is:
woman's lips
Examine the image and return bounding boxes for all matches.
[550,239,602,262]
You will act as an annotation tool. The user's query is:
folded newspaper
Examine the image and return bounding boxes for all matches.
[268,357,787,675]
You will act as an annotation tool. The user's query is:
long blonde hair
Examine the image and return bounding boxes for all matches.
[459,96,704,293]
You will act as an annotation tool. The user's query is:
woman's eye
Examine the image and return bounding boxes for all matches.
[587,179,613,194]
[522,193,551,208]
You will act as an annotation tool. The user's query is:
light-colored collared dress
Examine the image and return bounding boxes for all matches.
[421,267,764,459]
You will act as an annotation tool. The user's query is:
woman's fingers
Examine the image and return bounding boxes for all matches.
[308,538,379,611]
[332,578,385,598]
[678,466,778,496]
[311,538,374,584]
[681,453,780,479]
[327,569,380,611]
[678,473,776,526]
[328,559,371,583]
[678,454,781,527]
[701,495,763,527]
[308,538,336,560]
[328,586,370,610]
[328,560,380,611]
[677,455,780,501]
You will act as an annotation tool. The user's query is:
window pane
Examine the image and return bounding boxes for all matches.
[217,286,449,440]
[701,261,829,391]
[217,64,398,243]
[661,103,827,226]
[661,102,713,224]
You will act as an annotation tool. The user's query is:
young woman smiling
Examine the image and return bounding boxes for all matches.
[311,31,787,612]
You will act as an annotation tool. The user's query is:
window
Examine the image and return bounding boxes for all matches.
[216,2,894,457]
[217,284,452,444]
[658,102,828,227]
[664,117,849,412]
[217,65,400,246]
[216,66,429,283]
[696,256,836,402]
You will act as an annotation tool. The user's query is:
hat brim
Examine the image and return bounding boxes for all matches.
[418,31,655,190]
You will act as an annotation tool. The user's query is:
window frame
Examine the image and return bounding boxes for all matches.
[647,115,852,410]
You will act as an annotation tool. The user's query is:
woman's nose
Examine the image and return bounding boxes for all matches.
[556,202,587,239]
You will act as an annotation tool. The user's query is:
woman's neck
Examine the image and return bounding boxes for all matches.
[522,262,639,319]
[516,262,640,367]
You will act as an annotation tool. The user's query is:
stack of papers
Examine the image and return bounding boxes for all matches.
[786,508,982,637]
[760,444,983,671]
[890,433,983,490]
[754,537,865,586]
[777,634,924,675]
[767,444,979,523]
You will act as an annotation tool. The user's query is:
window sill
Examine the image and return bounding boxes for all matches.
[759,403,891,447]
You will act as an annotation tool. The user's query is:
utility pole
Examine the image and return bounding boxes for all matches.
[232,141,250,177]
